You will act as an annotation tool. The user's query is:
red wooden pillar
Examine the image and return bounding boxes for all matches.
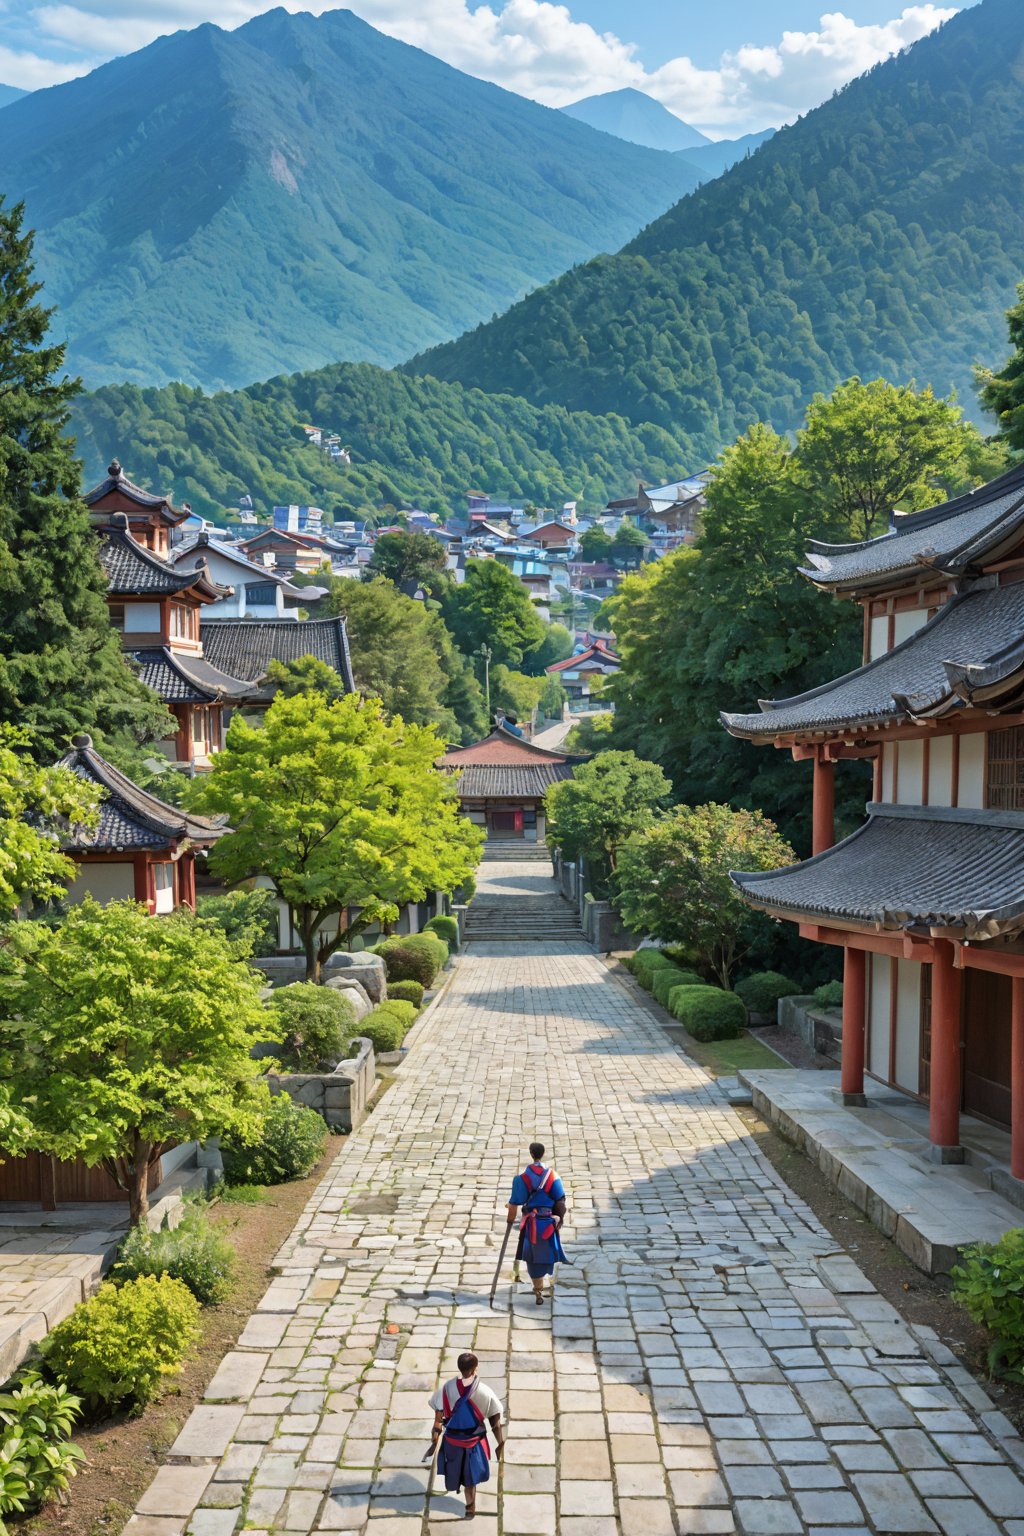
[181,854,197,912]
[840,947,867,1102]
[133,855,150,908]
[1012,976,1024,1182]
[929,939,963,1159]
[812,752,835,856]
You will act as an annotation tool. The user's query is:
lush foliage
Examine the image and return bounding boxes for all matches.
[270,983,356,1073]
[405,932,449,972]
[42,1276,200,1414]
[414,1,1024,454]
[735,972,802,1017]
[579,526,612,560]
[194,691,481,981]
[813,980,844,1009]
[359,1007,409,1054]
[423,915,459,951]
[652,966,699,1007]
[375,941,437,989]
[370,531,449,590]
[625,949,676,988]
[614,804,794,989]
[195,887,279,958]
[0,726,100,915]
[386,979,425,1007]
[221,1093,327,1186]
[0,1373,84,1530]
[545,751,670,878]
[443,560,546,670]
[668,984,746,1041]
[0,899,273,1225]
[952,1228,1024,1381]
[111,1203,236,1305]
[376,999,418,1030]
[266,655,349,704]
[0,200,169,757]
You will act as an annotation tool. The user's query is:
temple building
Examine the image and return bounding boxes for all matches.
[723,460,1024,1180]
[442,723,587,841]
[201,616,355,715]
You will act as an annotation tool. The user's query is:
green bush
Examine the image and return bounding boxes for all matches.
[814,980,844,1009]
[196,888,278,957]
[377,999,418,1030]
[221,1093,327,1185]
[735,971,801,1017]
[270,982,356,1072]
[952,1228,1024,1380]
[628,949,675,988]
[668,985,746,1042]
[652,966,703,1006]
[406,932,449,972]
[375,942,435,988]
[359,1008,407,1054]
[0,1372,84,1526]
[111,1205,235,1305]
[42,1276,200,1415]
[424,915,459,951]
[456,874,476,905]
[387,979,425,1007]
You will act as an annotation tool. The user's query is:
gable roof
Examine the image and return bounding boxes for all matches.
[199,617,356,700]
[442,722,589,767]
[546,639,621,675]
[522,521,575,540]
[100,522,228,601]
[129,647,251,704]
[453,762,577,798]
[170,534,305,595]
[83,459,188,525]
[57,734,225,852]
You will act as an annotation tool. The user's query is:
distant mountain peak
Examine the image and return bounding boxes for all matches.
[561,88,711,153]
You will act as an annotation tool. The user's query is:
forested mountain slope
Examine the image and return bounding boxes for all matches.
[0,8,699,392]
[409,0,1024,453]
[70,364,680,520]
[0,85,26,108]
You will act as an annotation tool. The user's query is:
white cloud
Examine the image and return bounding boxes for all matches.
[8,2,959,135]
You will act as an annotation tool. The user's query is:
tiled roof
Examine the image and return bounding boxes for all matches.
[452,763,576,798]
[83,459,186,522]
[129,647,251,704]
[546,640,621,675]
[732,804,1024,942]
[722,579,1024,741]
[57,734,225,852]
[801,462,1024,594]
[100,528,216,596]
[442,724,588,766]
[199,617,356,698]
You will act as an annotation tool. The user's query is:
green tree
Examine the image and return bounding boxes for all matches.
[0,201,170,757]
[266,655,348,702]
[614,803,794,989]
[610,518,648,568]
[0,899,273,1225]
[368,530,449,590]
[545,751,670,881]
[490,666,544,726]
[528,622,573,674]
[442,559,545,669]
[0,726,100,914]
[193,691,482,982]
[980,280,1024,454]
[579,526,613,561]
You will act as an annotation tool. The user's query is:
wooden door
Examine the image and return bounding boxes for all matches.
[962,968,1012,1127]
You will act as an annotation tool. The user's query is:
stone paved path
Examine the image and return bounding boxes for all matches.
[128,858,1024,1536]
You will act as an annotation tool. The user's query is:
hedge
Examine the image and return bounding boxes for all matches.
[269,983,356,1072]
[386,979,425,1007]
[668,985,746,1041]
[375,942,435,988]
[424,915,459,951]
[735,971,801,1017]
[651,966,702,1007]
[628,950,676,988]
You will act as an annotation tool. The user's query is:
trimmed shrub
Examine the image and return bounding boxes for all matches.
[652,966,703,1006]
[377,999,417,1030]
[111,1204,235,1305]
[359,1008,407,1054]
[405,932,449,972]
[270,982,356,1072]
[424,915,459,951]
[387,980,425,1008]
[222,1094,327,1185]
[952,1228,1024,1379]
[41,1276,200,1414]
[456,874,476,905]
[0,1372,84,1520]
[668,985,746,1042]
[629,949,675,988]
[375,942,435,989]
[814,980,844,1010]
[735,971,801,1017]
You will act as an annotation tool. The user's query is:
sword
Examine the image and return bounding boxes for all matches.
[488,1221,516,1310]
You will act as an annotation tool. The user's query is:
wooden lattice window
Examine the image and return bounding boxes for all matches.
[986,725,1024,809]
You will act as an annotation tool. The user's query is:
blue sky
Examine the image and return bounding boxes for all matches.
[0,2,971,134]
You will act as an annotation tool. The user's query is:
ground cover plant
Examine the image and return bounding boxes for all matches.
[952,1228,1024,1381]
[221,1094,328,1186]
[111,1204,236,1305]
[0,1373,84,1531]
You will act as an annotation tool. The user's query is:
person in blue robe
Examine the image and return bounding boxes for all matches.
[428,1351,504,1520]
[506,1140,568,1304]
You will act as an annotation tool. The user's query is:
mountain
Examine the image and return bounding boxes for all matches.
[69,362,681,521]
[0,9,700,393]
[561,88,710,152]
[409,0,1024,458]
[679,129,775,180]
[0,85,26,109]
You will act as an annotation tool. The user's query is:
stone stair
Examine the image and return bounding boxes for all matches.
[478,841,552,862]
[464,896,582,940]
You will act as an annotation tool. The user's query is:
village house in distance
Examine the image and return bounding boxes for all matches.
[442,721,587,841]
[724,460,1024,1187]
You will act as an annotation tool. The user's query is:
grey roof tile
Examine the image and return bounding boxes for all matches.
[199,617,355,697]
[57,734,225,852]
[452,763,576,797]
[100,529,204,596]
[129,647,251,703]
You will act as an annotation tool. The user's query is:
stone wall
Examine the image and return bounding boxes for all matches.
[267,1036,376,1133]
[253,951,387,1004]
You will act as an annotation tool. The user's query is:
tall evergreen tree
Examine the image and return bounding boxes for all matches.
[0,200,169,755]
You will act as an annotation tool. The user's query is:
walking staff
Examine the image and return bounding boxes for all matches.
[506,1140,569,1305]
[427,1352,504,1521]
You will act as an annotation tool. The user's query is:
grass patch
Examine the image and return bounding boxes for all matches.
[217,1182,270,1205]
[665,1028,785,1078]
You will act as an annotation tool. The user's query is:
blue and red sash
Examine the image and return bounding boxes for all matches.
[520,1164,558,1245]
[443,1378,490,1457]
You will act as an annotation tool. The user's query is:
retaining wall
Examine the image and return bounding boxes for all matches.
[267,1036,376,1133]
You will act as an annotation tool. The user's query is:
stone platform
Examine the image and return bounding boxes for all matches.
[739,1069,1023,1273]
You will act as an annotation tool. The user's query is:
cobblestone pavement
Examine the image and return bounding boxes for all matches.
[128,859,1024,1536]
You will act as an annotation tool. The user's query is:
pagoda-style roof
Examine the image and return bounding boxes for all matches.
[199,617,356,701]
[800,461,1024,597]
[722,578,1024,742]
[130,647,252,704]
[454,763,576,798]
[442,723,588,767]
[84,460,188,525]
[100,520,228,601]
[732,804,1024,943]
[57,734,225,852]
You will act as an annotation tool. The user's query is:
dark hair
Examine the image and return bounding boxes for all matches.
[529,1142,545,1160]
[457,1351,478,1376]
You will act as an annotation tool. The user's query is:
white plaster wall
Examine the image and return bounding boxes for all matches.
[895,741,924,806]
[894,959,922,1095]
[893,609,928,647]
[928,736,954,807]
[868,615,888,660]
[958,733,986,808]
[123,602,161,633]
[868,954,891,1079]
[880,743,896,803]
[66,862,135,905]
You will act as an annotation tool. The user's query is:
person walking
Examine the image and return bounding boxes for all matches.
[428,1351,504,1520]
[506,1140,568,1304]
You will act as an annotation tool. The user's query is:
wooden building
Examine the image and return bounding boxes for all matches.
[442,724,587,841]
[723,461,1024,1178]
[546,638,621,707]
[200,616,355,714]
